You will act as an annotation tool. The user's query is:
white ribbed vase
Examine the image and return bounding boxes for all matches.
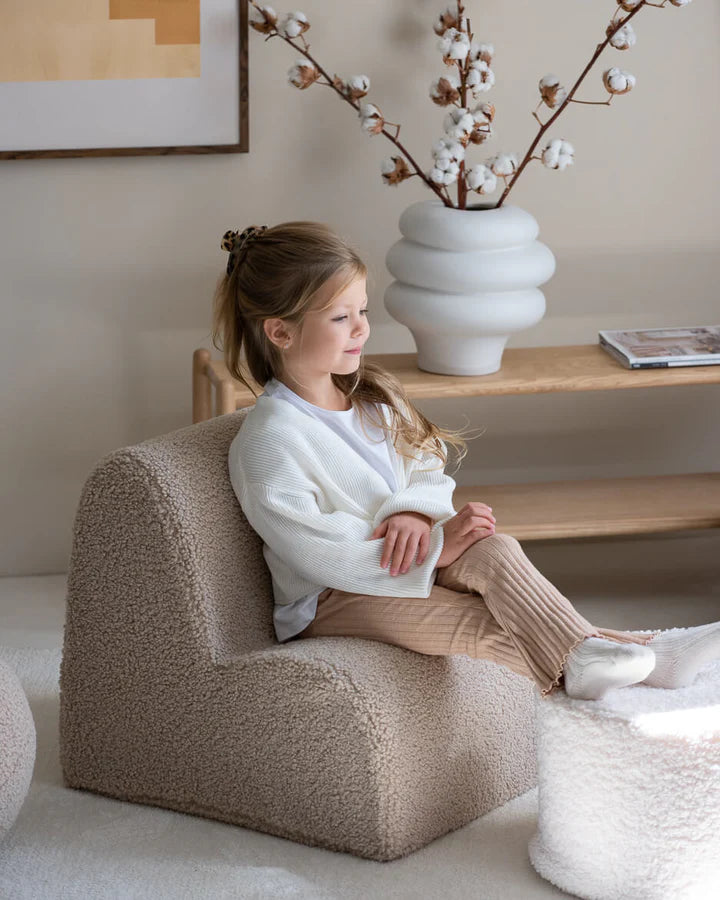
[384,199,556,375]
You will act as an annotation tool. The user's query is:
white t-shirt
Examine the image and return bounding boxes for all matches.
[260,377,398,640]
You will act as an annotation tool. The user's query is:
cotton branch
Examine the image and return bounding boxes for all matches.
[495,0,649,208]
[249,1,453,207]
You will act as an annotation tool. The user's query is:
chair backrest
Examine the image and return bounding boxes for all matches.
[66,408,276,664]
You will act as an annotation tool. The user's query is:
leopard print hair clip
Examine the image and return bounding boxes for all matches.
[221,225,268,275]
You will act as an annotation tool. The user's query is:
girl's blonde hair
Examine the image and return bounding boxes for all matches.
[211,220,485,475]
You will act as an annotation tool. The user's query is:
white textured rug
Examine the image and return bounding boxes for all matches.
[0,646,572,900]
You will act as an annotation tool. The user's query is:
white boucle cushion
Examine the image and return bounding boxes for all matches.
[0,659,36,842]
[528,658,720,900]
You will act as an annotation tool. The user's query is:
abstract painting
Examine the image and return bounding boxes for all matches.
[0,0,248,158]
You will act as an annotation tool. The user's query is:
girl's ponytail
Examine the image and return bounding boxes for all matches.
[212,225,276,395]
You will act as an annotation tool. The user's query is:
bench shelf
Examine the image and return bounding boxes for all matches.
[192,345,720,541]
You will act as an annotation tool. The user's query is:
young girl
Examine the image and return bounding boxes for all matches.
[213,220,720,701]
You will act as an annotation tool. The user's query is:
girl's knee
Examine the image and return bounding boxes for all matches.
[489,532,519,548]
[475,532,521,554]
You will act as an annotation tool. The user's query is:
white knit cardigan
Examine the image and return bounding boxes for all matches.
[228,394,458,609]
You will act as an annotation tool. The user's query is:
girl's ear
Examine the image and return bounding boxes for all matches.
[266,317,298,349]
[263,318,284,347]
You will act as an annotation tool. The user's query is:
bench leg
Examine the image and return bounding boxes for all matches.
[193,348,212,423]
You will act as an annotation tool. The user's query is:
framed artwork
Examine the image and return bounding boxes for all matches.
[0,0,248,159]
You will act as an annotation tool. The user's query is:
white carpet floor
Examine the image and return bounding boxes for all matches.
[1,559,718,900]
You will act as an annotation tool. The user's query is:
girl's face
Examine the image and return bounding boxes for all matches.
[297,271,370,376]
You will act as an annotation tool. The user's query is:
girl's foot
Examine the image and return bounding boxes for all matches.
[641,621,720,689]
[563,637,656,701]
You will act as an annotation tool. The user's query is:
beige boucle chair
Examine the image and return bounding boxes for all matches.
[59,409,538,861]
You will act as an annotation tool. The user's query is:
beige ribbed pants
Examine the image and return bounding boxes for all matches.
[295,533,661,698]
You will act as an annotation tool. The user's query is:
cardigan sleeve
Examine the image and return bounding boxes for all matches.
[240,482,446,597]
[370,437,457,530]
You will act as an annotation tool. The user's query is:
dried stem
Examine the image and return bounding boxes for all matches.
[455,0,469,209]
[494,0,648,208]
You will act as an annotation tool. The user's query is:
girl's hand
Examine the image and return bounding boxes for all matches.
[436,503,496,569]
[368,512,432,576]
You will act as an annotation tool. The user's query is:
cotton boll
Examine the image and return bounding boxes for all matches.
[381,157,411,186]
[287,59,319,89]
[443,108,475,142]
[437,28,471,64]
[433,8,469,36]
[602,67,636,95]
[467,60,495,97]
[431,136,465,171]
[432,137,465,167]
[429,162,460,186]
[465,106,495,146]
[278,11,310,39]
[465,164,497,194]
[669,0,693,6]
[469,42,494,65]
[349,75,370,90]
[468,118,493,146]
[473,102,496,124]
[619,0,643,9]
[607,23,636,50]
[360,117,384,136]
[358,103,384,135]
[346,75,370,100]
[430,74,461,106]
[539,74,567,109]
[359,102,380,117]
[250,5,278,34]
[487,153,519,177]
[542,139,575,171]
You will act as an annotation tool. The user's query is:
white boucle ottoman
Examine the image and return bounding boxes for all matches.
[0,658,36,843]
[528,657,720,900]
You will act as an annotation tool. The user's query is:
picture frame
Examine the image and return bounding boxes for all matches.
[0,0,248,160]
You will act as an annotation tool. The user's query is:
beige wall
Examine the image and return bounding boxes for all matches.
[1,0,719,582]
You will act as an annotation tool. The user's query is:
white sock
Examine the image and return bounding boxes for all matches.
[563,636,656,701]
[641,621,720,689]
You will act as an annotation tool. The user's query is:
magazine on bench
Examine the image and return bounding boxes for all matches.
[598,325,720,369]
